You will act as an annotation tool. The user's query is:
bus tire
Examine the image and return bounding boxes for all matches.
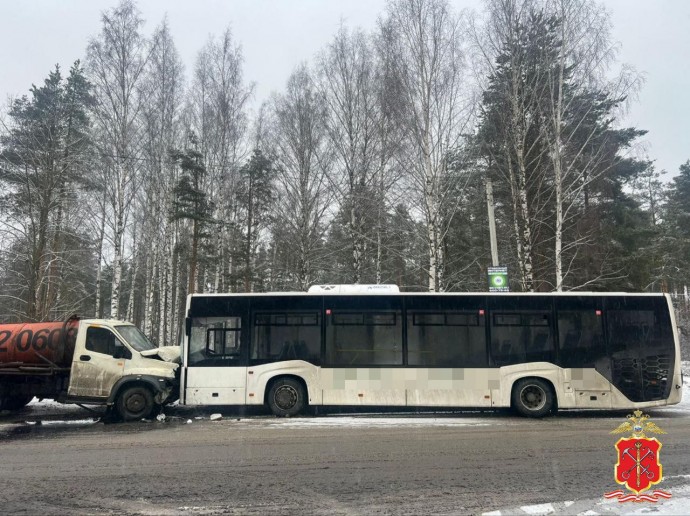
[267,378,306,417]
[512,378,554,418]
[116,385,154,421]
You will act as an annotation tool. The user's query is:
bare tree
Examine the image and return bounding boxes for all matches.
[318,26,384,283]
[543,0,641,290]
[139,18,184,341]
[475,0,553,291]
[269,65,333,290]
[383,0,472,291]
[87,0,151,318]
[190,28,254,293]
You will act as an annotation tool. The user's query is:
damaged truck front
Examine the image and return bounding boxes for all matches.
[0,317,180,420]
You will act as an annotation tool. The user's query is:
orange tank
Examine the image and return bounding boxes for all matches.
[0,319,79,368]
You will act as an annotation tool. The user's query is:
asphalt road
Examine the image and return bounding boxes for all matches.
[1,405,689,515]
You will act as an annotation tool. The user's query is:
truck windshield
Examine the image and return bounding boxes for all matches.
[116,326,157,352]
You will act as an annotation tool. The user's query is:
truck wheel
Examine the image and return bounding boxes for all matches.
[267,378,306,417]
[512,378,555,418]
[1,393,34,412]
[117,386,154,421]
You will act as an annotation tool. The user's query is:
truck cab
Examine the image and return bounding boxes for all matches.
[65,319,180,420]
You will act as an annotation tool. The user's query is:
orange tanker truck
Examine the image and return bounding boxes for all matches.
[0,316,179,420]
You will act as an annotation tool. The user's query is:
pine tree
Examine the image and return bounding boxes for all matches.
[235,149,275,291]
[663,161,690,289]
[170,138,213,296]
[0,62,93,320]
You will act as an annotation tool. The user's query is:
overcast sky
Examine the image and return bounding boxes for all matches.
[0,0,688,178]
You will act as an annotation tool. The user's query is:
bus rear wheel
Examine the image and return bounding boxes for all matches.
[512,378,554,418]
[267,378,306,417]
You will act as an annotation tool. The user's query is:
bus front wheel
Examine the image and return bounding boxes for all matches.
[267,378,306,417]
[512,378,554,418]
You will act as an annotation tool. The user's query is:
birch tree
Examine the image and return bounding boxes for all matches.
[476,1,555,291]
[190,28,253,293]
[87,0,150,318]
[543,0,642,290]
[318,26,383,283]
[383,0,472,291]
[139,18,184,341]
[476,0,644,291]
[270,65,333,290]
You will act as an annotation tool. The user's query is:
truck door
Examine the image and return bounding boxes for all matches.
[68,326,127,398]
[184,298,248,405]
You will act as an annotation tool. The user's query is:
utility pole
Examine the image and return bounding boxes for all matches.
[486,178,499,267]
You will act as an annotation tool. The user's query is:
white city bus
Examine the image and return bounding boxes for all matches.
[179,285,682,417]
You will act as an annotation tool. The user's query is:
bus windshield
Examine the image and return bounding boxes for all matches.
[116,325,158,352]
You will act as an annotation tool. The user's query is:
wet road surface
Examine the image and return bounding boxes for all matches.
[1,404,689,515]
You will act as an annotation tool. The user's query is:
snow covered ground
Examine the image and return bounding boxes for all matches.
[484,361,690,515]
[483,484,690,516]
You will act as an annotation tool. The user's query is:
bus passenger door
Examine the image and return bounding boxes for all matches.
[185,309,248,405]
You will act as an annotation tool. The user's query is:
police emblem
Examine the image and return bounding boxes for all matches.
[604,410,672,502]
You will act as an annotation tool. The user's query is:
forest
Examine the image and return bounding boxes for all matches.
[1,0,689,345]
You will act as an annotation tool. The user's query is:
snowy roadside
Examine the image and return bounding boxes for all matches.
[481,362,690,516]
[483,483,690,516]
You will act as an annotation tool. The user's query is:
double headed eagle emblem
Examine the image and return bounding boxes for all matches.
[610,410,666,438]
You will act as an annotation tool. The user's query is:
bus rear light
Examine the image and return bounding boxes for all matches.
[326,309,332,315]
[596,310,602,316]
[479,310,485,315]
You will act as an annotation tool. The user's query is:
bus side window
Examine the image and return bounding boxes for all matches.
[326,310,403,366]
[407,311,486,367]
[251,311,321,365]
[490,312,554,366]
[557,310,605,368]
